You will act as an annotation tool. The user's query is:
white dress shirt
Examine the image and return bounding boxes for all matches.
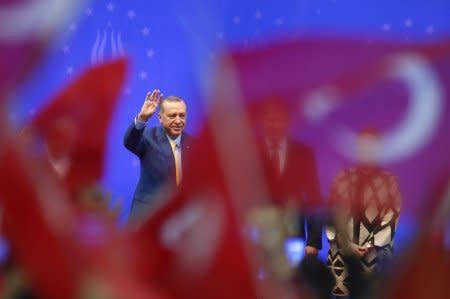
[266,137,287,174]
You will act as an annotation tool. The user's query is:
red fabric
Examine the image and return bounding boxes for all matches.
[383,177,450,299]
[230,38,450,104]
[31,59,128,196]
[0,145,171,299]
[382,234,450,299]
[0,60,132,298]
[133,127,262,299]
[0,1,79,93]
[258,140,321,208]
[226,37,450,299]
[2,32,450,299]
[0,144,80,299]
[231,38,450,216]
[0,42,44,94]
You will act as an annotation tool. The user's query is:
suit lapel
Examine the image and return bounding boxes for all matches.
[180,133,191,152]
[156,126,173,158]
[156,127,177,184]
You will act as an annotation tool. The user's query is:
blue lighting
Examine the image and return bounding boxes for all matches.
[285,237,306,266]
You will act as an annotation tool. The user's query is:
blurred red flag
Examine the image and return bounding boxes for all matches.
[0,57,177,299]
[220,37,450,298]
[133,37,450,298]
[382,178,450,299]
[133,126,263,299]
[0,142,172,299]
[225,38,450,215]
[0,142,80,299]
[0,59,134,298]
[0,0,82,93]
[31,58,128,195]
[132,52,320,297]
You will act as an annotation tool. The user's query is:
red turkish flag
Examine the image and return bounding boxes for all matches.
[381,178,450,299]
[218,37,450,298]
[223,38,450,215]
[0,59,147,299]
[133,37,450,298]
[133,126,262,299]
[0,141,173,299]
[0,142,81,299]
[31,58,128,196]
[132,68,316,297]
[0,0,82,93]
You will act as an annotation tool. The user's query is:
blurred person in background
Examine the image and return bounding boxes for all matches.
[298,255,335,299]
[248,98,323,282]
[326,128,401,299]
[18,125,119,222]
[124,89,194,223]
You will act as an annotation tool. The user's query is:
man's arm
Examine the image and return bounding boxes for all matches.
[123,89,162,156]
[123,119,147,156]
[305,216,322,254]
[326,170,349,244]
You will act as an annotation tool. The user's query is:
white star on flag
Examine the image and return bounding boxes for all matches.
[275,18,284,26]
[69,23,77,32]
[404,18,413,27]
[146,49,155,58]
[85,8,93,16]
[106,2,115,12]
[62,45,70,54]
[141,27,151,36]
[66,67,74,76]
[139,71,148,80]
[127,10,136,19]
[382,23,391,32]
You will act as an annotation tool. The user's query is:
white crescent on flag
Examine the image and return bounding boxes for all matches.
[335,53,444,164]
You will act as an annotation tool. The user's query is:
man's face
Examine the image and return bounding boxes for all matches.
[357,134,380,165]
[158,101,187,138]
[261,108,289,141]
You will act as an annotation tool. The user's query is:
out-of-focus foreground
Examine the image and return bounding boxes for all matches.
[0,1,449,299]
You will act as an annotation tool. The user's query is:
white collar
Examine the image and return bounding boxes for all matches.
[167,134,182,147]
[266,137,287,150]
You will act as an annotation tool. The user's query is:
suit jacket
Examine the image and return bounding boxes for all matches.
[124,121,194,221]
[260,139,323,249]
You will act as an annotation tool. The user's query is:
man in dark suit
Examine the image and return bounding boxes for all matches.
[124,89,193,222]
[257,99,323,256]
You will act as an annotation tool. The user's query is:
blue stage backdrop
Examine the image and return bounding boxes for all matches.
[9,0,450,254]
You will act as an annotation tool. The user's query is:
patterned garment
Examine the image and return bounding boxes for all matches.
[326,166,401,297]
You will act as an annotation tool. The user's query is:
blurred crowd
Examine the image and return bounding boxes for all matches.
[1,2,450,298]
